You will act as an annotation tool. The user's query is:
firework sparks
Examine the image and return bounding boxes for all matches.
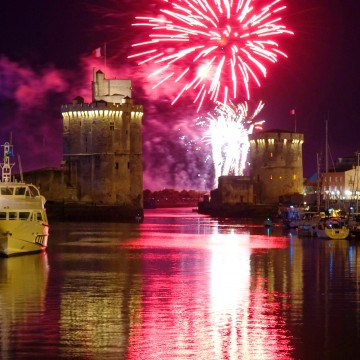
[198,101,265,187]
[129,0,293,110]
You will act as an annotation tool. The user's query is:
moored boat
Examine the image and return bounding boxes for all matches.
[0,142,49,256]
[314,216,350,240]
[280,205,304,228]
[348,213,360,238]
[298,221,315,237]
[296,212,318,237]
[264,217,275,227]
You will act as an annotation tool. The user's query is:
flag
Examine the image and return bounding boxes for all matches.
[92,47,102,58]
[290,109,296,116]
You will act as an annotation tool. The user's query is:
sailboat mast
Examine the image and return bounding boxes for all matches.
[317,153,321,214]
[357,152,360,213]
[325,119,329,210]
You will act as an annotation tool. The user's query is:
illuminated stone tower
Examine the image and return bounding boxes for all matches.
[249,130,304,204]
[60,69,144,221]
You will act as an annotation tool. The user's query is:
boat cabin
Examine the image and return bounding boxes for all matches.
[0,184,40,197]
[0,210,45,222]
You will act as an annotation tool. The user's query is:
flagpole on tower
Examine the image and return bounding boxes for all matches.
[290,108,297,132]
[104,42,107,73]
[91,44,107,73]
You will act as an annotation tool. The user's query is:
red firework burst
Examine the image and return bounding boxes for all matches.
[129,0,293,110]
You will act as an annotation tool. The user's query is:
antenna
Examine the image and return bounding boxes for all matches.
[325,117,329,210]
[104,42,107,72]
[17,153,24,183]
[1,142,15,182]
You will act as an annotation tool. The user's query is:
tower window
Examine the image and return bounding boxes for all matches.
[128,162,130,169]
[115,162,119,170]
[110,122,114,131]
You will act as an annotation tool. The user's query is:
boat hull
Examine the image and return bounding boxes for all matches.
[316,226,350,240]
[298,223,315,237]
[0,221,49,257]
[324,227,349,240]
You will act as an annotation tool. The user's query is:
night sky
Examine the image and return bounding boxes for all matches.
[1,0,360,191]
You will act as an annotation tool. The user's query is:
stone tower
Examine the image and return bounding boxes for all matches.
[249,130,304,204]
[60,69,144,221]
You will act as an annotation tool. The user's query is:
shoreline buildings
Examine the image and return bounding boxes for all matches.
[18,70,359,220]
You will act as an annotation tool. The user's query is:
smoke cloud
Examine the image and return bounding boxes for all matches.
[0,55,213,191]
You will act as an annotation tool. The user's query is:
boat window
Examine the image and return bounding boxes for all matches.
[19,212,31,220]
[15,187,26,195]
[9,212,17,220]
[36,212,43,221]
[1,187,13,195]
[27,185,40,197]
[0,212,6,220]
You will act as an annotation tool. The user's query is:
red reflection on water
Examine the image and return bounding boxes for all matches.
[126,225,294,359]
[126,230,289,251]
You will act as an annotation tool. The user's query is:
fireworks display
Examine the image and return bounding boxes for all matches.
[129,0,293,110]
[198,101,265,186]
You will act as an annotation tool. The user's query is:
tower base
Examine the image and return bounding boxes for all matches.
[45,201,144,223]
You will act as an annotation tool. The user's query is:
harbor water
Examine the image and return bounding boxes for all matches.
[1,207,360,359]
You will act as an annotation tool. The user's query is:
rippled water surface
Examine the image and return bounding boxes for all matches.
[1,208,360,359]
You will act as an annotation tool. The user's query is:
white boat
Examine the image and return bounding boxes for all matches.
[295,212,316,237]
[0,142,49,256]
[298,221,315,237]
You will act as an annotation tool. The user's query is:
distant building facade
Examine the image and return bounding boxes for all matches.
[321,166,360,202]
